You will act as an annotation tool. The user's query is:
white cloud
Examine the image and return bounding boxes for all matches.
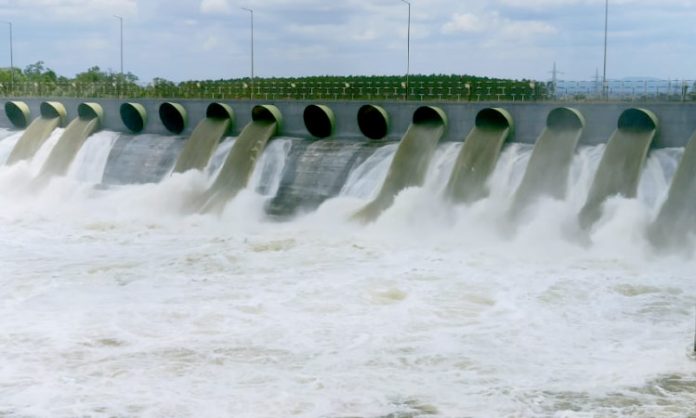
[354,29,378,42]
[202,35,219,51]
[501,20,557,38]
[498,0,587,7]
[442,11,557,39]
[442,13,487,33]
[1,0,694,81]
[3,0,137,21]
[200,0,231,14]
[497,0,696,9]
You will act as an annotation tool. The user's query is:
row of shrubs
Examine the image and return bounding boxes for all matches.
[4,75,695,102]
[0,74,549,102]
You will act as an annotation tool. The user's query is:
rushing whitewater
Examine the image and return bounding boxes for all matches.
[0,130,694,418]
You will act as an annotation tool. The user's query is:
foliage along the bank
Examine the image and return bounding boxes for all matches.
[0,61,547,101]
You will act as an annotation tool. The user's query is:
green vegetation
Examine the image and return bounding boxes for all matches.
[2,61,695,102]
[0,61,137,87]
[0,62,548,102]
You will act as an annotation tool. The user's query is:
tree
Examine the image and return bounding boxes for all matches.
[24,61,46,79]
[116,71,139,84]
[23,61,58,82]
[75,66,110,83]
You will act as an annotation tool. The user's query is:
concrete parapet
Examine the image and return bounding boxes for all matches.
[1,99,695,148]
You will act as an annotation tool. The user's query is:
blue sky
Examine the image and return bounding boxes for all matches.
[0,0,695,83]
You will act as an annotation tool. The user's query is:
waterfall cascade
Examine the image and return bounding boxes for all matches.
[0,102,694,418]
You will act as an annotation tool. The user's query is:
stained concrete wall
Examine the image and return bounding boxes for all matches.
[2,98,695,148]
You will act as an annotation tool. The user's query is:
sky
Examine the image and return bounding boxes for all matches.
[0,0,695,83]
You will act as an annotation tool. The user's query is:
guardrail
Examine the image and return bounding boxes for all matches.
[554,79,696,102]
[0,79,694,102]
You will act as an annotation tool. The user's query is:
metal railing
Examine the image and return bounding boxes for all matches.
[553,79,696,102]
[0,79,694,102]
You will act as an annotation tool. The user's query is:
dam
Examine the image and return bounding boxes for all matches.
[3,98,696,233]
[0,97,695,417]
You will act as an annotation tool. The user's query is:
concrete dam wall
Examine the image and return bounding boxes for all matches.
[2,97,696,246]
[2,98,696,148]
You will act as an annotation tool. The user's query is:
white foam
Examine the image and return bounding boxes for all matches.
[638,147,684,215]
[206,136,236,177]
[487,142,535,199]
[30,127,65,175]
[249,137,293,197]
[423,141,462,192]
[67,130,121,183]
[0,130,24,164]
[0,127,15,139]
[0,137,693,417]
[340,142,398,199]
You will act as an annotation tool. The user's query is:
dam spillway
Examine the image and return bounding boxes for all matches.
[0,98,695,417]
[1,98,696,238]
[1,98,696,237]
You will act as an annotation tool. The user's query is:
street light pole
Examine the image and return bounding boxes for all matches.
[602,0,608,99]
[113,15,124,77]
[241,7,255,100]
[400,0,411,100]
[2,21,13,95]
[113,15,124,98]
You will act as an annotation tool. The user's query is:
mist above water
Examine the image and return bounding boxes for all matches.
[0,131,694,418]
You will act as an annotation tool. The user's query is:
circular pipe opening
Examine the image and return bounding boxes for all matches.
[159,102,188,134]
[357,104,390,140]
[78,102,104,128]
[206,102,235,121]
[120,102,147,133]
[413,106,448,127]
[475,107,513,130]
[207,103,235,135]
[4,101,30,128]
[618,108,659,132]
[39,101,67,126]
[251,104,283,135]
[547,107,585,130]
[303,104,335,139]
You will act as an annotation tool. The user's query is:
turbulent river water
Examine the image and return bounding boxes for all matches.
[0,127,694,418]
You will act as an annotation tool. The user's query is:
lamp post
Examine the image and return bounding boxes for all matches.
[602,0,608,99]
[400,0,410,100]
[693,308,696,355]
[113,16,124,76]
[241,7,255,100]
[2,21,13,95]
[113,15,124,97]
